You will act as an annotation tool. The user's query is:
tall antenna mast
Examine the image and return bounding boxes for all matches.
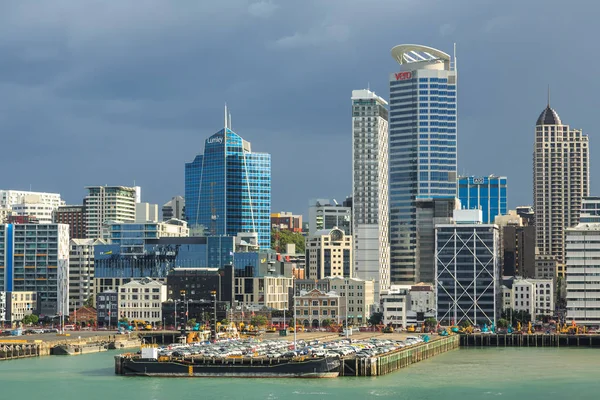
[547,84,550,107]
[224,103,228,129]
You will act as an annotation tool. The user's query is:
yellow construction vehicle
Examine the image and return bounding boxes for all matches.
[131,320,153,331]
[407,325,416,333]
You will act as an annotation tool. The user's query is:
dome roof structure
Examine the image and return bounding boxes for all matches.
[536,105,562,126]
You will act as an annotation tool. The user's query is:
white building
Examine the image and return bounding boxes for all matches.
[534,104,589,264]
[0,190,64,209]
[234,276,293,310]
[69,238,107,311]
[305,227,352,279]
[294,289,340,328]
[162,196,185,221]
[351,89,390,299]
[511,278,554,321]
[11,202,56,224]
[118,278,167,325]
[409,283,435,313]
[380,286,409,328]
[566,223,600,325]
[328,276,375,326]
[84,186,137,239]
[308,199,352,235]
[135,202,159,223]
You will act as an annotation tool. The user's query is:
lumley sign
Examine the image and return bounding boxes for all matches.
[394,71,412,81]
[207,136,223,144]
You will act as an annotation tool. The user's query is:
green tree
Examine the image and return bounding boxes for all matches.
[497,318,509,328]
[424,318,437,328]
[187,318,197,326]
[271,229,305,253]
[321,319,331,328]
[84,295,94,308]
[220,319,229,325]
[368,312,383,326]
[459,320,471,328]
[119,317,129,323]
[251,315,268,327]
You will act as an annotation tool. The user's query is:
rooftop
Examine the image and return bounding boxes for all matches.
[536,105,562,126]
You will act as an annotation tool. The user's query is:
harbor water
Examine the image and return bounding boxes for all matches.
[1,348,599,399]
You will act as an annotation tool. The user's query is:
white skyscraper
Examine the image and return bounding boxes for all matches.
[84,186,137,239]
[351,89,390,297]
[533,102,589,263]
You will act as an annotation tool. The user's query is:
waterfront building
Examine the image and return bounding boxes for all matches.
[307,199,352,235]
[162,196,185,222]
[457,175,507,224]
[388,44,457,284]
[96,290,118,327]
[0,190,64,210]
[184,111,271,249]
[351,89,390,299]
[53,205,86,239]
[380,286,409,328]
[69,238,107,311]
[294,289,339,328]
[415,198,459,284]
[166,266,234,304]
[408,283,435,314]
[534,102,589,263]
[161,299,228,327]
[118,278,167,325]
[435,210,500,326]
[234,276,293,310]
[328,276,375,326]
[0,291,36,326]
[502,224,535,278]
[271,212,303,233]
[507,277,554,321]
[293,279,331,296]
[69,306,96,326]
[84,186,137,239]
[0,223,69,317]
[305,227,352,280]
[566,223,600,325]
[135,202,159,223]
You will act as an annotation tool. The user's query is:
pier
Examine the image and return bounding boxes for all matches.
[460,333,600,347]
[340,335,459,376]
[0,341,41,360]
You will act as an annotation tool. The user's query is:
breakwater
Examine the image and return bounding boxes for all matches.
[460,334,600,347]
[341,335,459,376]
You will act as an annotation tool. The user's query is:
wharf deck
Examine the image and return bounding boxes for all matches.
[460,333,600,347]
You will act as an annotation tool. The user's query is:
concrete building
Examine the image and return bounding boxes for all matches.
[380,286,409,328]
[118,278,167,325]
[534,103,589,263]
[271,212,303,233]
[566,223,600,325]
[305,227,352,280]
[0,190,64,210]
[135,202,159,223]
[96,290,118,327]
[0,223,69,317]
[328,276,375,326]
[308,199,352,235]
[579,197,600,224]
[415,198,459,284]
[503,224,535,278]
[0,291,36,326]
[185,111,271,248]
[435,210,500,326]
[351,89,390,299]
[53,205,86,239]
[84,186,137,239]
[162,196,185,222]
[294,289,340,328]
[234,276,293,310]
[388,44,457,285]
[0,208,10,224]
[11,201,55,224]
[534,253,558,280]
[409,283,435,313]
[457,175,507,224]
[69,238,107,311]
[510,277,554,321]
[103,219,189,252]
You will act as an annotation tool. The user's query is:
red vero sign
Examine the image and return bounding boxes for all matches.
[395,71,412,80]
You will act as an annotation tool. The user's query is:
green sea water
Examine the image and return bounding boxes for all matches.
[0,348,599,399]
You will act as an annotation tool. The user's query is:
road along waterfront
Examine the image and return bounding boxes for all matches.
[1,347,599,399]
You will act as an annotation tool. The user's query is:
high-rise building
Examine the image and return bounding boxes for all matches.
[351,89,390,298]
[0,223,69,316]
[11,201,56,224]
[579,197,600,224]
[135,202,159,223]
[533,102,589,263]
[389,44,457,284]
[84,186,137,239]
[162,196,185,221]
[457,175,507,224]
[69,238,107,311]
[0,190,64,209]
[435,210,500,326]
[185,110,271,249]
[103,220,189,252]
[53,205,86,239]
[305,228,352,280]
[308,199,352,235]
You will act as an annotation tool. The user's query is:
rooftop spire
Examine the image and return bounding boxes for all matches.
[224,103,228,129]
[547,84,550,107]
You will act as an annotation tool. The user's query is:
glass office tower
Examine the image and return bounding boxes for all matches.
[457,175,507,224]
[388,44,457,284]
[185,113,271,249]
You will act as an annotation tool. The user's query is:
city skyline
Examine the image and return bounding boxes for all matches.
[0,1,598,217]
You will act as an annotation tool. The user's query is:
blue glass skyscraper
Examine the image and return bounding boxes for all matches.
[457,176,507,224]
[388,44,457,284]
[185,111,271,249]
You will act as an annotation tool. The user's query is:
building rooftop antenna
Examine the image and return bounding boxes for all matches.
[547,84,550,107]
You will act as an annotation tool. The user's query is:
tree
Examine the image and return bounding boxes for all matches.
[368,312,383,326]
[271,229,305,253]
[119,317,129,323]
[84,295,94,308]
[187,318,197,327]
[497,318,508,328]
[220,319,229,325]
[424,318,437,328]
[321,319,331,328]
[22,314,39,326]
[459,320,471,328]
[251,315,268,327]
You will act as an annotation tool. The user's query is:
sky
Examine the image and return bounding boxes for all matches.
[0,0,598,218]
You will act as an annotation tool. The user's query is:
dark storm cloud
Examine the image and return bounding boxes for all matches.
[0,0,597,216]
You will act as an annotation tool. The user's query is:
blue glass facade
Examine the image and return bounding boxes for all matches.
[457,176,507,224]
[185,128,271,249]
[388,50,457,284]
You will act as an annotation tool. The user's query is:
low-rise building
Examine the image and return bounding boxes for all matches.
[69,306,97,326]
[0,291,37,326]
[234,276,293,310]
[328,276,375,326]
[380,286,409,328]
[505,277,554,321]
[96,290,118,327]
[118,278,167,325]
[294,289,339,328]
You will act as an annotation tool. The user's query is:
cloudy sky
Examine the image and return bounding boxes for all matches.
[0,0,597,216]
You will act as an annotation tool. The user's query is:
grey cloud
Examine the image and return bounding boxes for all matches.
[272,24,350,49]
[248,1,279,18]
